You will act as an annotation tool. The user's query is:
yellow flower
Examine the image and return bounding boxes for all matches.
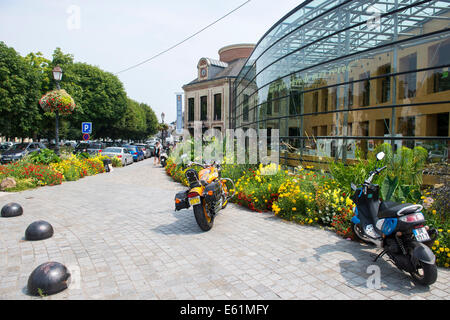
[292,207,297,211]
[432,210,436,214]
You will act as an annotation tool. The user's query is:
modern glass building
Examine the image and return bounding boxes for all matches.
[232,0,450,170]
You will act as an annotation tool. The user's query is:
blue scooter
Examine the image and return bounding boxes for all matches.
[350,152,438,285]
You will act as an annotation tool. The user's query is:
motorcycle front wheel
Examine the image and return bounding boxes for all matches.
[410,261,437,286]
[193,199,214,231]
[351,222,373,245]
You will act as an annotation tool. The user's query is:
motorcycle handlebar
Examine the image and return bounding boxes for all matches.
[187,161,221,169]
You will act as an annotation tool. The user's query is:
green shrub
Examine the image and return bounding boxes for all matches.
[27,149,61,165]
[111,156,123,168]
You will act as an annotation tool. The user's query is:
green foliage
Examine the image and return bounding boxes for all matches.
[27,149,61,165]
[329,143,427,203]
[0,42,42,139]
[111,156,123,168]
[1,43,158,142]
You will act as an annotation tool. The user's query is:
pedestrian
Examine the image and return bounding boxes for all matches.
[154,141,161,165]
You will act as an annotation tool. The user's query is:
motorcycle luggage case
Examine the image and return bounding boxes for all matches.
[175,191,189,211]
[205,181,221,203]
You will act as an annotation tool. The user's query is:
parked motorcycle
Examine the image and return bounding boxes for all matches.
[351,151,438,285]
[174,160,235,231]
[160,146,169,167]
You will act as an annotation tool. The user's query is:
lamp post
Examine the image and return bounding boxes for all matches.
[161,112,166,146]
[52,65,63,155]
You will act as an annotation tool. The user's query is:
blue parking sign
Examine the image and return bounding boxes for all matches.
[82,122,92,134]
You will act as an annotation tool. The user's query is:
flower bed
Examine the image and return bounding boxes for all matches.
[49,154,104,181]
[164,155,449,268]
[0,161,63,190]
[0,151,119,191]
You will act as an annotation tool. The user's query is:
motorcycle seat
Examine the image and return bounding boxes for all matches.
[378,201,423,219]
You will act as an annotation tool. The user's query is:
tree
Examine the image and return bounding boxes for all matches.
[65,62,127,139]
[0,42,42,140]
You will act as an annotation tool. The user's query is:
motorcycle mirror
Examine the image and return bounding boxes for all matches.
[351,183,357,191]
[376,152,385,161]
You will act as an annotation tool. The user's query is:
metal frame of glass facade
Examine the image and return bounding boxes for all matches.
[232,0,450,167]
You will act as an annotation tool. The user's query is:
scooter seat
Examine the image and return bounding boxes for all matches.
[378,201,423,219]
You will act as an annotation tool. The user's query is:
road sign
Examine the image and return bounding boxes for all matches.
[82,133,90,141]
[82,122,92,134]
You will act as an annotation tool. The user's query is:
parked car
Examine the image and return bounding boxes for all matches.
[0,142,13,154]
[133,144,151,158]
[123,145,144,162]
[147,141,157,156]
[64,140,77,148]
[0,142,47,164]
[73,142,90,154]
[73,142,106,155]
[101,147,134,166]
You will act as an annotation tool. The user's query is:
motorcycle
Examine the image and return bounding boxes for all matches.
[160,146,169,167]
[350,151,439,285]
[174,160,235,231]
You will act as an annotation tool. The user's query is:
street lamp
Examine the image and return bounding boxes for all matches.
[52,65,63,155]
[161,112,166,145]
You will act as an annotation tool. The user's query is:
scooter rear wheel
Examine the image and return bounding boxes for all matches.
[193,199,214,231]
[410,261,437,286]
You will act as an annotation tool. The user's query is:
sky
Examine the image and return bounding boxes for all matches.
[0,0,303,124]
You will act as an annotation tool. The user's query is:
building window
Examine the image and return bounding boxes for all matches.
[289,90,302,115]
[200,96,207,121]
[213,94,221,121]
[430,40,450,93]
[266,98,272,115]
[398,116,415,148]
[330,87,337,111]
[313,91,319,113]
[359,72,371,107]
[243,94,249,122]
[437,113,449,136]
[348,78,354,108]
[399,53,417,99]
[321,88,328,112]
[188,98,195,122]
[377,64,391,103]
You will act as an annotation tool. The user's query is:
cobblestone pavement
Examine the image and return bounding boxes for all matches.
[0,160,449,300]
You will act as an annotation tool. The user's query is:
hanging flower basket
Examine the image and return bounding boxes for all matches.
[39,89,76,115]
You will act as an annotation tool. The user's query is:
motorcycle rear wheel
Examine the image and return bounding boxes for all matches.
[410,261,437,286]
[193,199,214,231]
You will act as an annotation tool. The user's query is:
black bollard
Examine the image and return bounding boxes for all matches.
[27,262,71,296]
[1,202,23,217]
[25,221,54,241]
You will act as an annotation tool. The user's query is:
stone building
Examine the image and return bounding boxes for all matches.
[182,44,255,135]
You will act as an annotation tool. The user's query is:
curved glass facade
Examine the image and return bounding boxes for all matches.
[232,0,450,169]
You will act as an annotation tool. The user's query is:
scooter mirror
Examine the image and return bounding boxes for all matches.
[376,151,385,161]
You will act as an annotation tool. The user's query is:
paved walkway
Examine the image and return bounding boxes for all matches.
[0,160,449,300]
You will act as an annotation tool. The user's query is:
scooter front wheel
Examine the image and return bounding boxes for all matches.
[193,199,214,231]
[351,222,374,245]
